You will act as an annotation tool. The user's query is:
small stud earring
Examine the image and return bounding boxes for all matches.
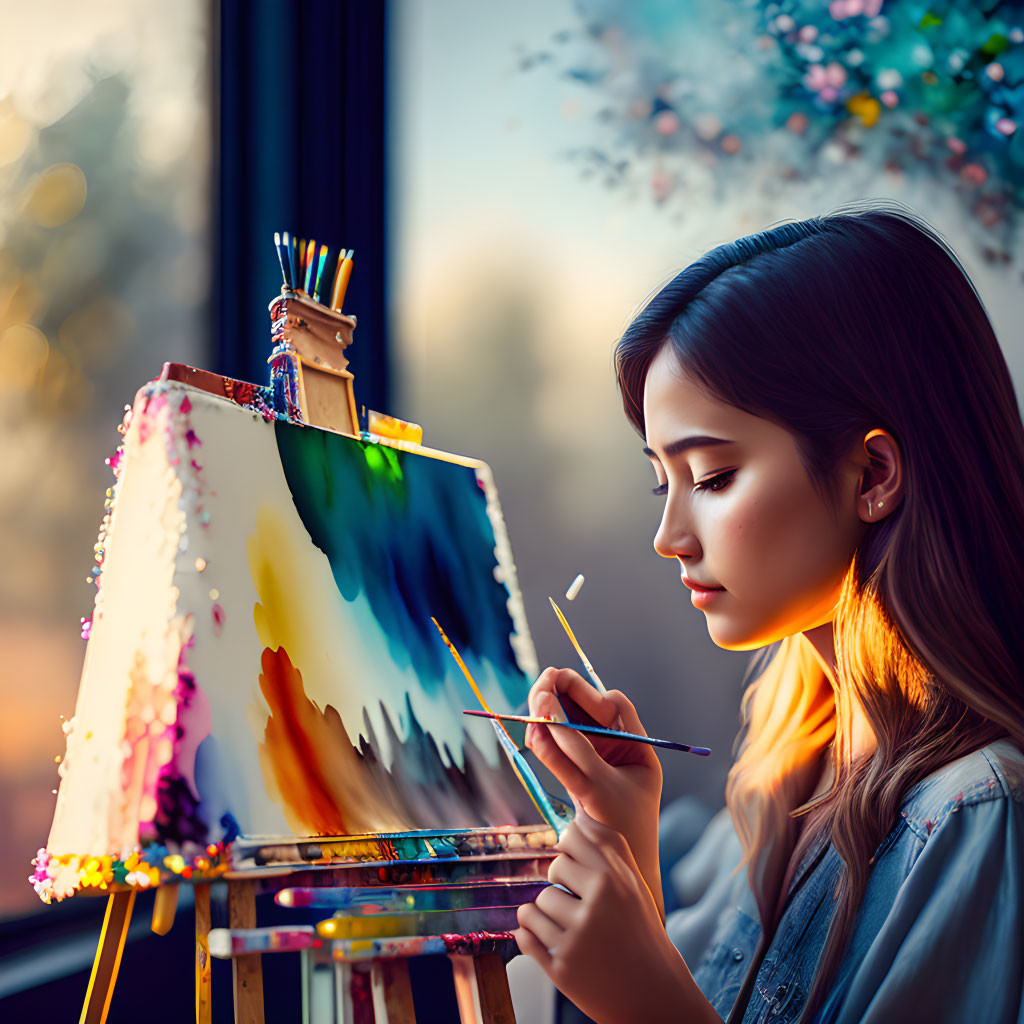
[877,500,884,509]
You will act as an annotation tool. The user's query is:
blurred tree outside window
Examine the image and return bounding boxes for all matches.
[0,1,210,918]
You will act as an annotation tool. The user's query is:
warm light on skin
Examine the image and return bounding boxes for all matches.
[642,345,873,654]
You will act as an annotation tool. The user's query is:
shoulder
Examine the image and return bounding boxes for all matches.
[897,738,1024,842]
[824,742,1024,1023]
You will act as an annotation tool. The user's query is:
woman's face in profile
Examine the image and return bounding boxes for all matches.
[642,344,866,651]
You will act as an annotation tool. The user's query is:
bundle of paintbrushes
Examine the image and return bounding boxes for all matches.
[267,232,360,432]
[274,231,355,313]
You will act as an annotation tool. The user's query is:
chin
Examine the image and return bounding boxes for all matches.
[709,633,772,653]
[705,617,797,652]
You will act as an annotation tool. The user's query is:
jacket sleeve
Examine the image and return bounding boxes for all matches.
[823,791,1024,1024]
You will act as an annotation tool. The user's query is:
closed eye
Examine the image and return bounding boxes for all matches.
[695,469,737,493]
[652,469,736,497]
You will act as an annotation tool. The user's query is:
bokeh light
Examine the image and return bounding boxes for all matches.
[25,163,88,228]
[0,0,208,918]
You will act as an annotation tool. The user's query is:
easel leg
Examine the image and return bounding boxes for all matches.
[228,879,264,1024]
[335,961,353,1023]
[352,964,375,1024]
[301,948,312,1024]
[473,954,515,1024]
[80,889,136,1024]
[336,961,375,1024]
[449,954,516,1024]
[370,958,416,1022]
[312,947,337,1023]
[195,883,212,1024]
[450,955,482,1023]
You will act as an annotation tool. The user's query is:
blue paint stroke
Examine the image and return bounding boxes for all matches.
[273,422,526,697]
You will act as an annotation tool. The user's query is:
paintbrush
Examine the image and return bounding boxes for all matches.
[462,709,710,756]
[549,596,608,694]
[430,617,516,743]
[431,617,572,835]
[547,577,712,755]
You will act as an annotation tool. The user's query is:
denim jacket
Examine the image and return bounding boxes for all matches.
[666,739,1024,1023]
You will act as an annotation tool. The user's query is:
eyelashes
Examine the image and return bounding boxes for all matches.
[698,468,738,493]
[651,469,737,497]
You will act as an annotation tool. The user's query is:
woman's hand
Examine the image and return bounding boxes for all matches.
[526,667,665,918]
[514,810,717,1024]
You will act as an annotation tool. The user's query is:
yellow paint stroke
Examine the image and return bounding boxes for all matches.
[248,506,412,835]
[548,597,607,694]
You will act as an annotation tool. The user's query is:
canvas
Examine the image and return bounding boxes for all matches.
[36,372,553,902]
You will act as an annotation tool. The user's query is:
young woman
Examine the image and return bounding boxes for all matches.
[512,204,1024,1023]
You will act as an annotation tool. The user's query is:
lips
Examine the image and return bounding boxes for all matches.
[681,577,725,592]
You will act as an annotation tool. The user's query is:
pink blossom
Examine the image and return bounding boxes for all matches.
[654,110,680,135]
[830,0,883,19]
[650,168,675,201]
[786,112,809,134]
[961,163,987,185]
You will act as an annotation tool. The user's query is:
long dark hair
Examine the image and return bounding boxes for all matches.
[615,202,1024,1020]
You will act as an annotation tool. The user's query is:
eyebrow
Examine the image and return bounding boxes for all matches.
[642,435,734,459]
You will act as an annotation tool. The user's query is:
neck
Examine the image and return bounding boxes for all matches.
[802,621,878,763]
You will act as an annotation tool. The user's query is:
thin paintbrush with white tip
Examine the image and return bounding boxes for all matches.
[549,595,608,694]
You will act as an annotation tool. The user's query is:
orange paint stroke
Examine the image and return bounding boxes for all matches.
[257,646,359,835]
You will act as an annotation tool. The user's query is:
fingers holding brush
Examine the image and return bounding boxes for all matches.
[529,666,622,732]
[526,686,612,798]
[525,667,665,922]
[603,688,650,738]
[528,668,660,774]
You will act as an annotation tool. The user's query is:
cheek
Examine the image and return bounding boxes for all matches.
[715,483,830,596]
[714,490,795,574]
[727,493,852,625]
[704,505,841,649]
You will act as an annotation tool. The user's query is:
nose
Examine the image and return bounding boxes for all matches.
[653,493,700,562]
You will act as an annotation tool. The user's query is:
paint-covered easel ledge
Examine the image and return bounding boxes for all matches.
[30,824,559,904]
[30,842,230,903]
[236,824,558,871]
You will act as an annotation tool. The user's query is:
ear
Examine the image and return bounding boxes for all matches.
[856,428,902,523]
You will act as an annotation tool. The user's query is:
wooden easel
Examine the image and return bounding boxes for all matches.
[77,884,211,1024]
[76,289,532,1023]
[449,954,516,1024]
[330,946,515,1024]
[79,890,135,1024]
